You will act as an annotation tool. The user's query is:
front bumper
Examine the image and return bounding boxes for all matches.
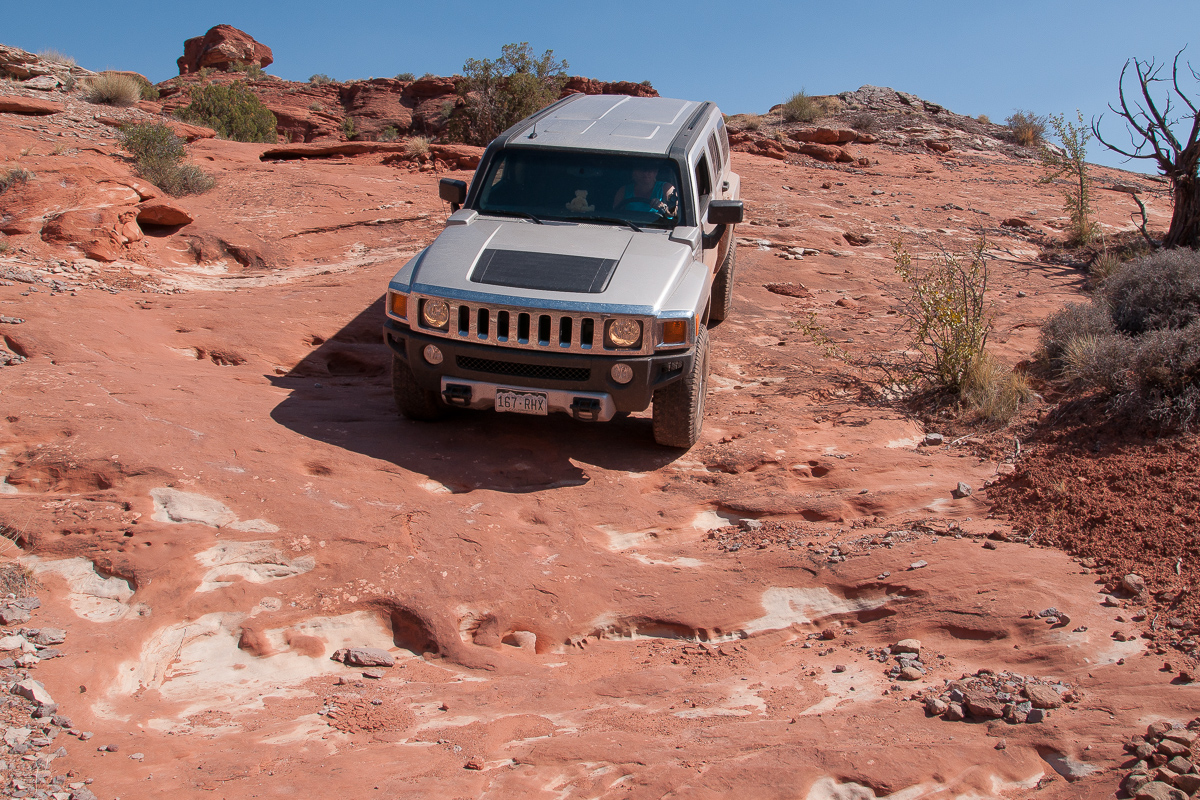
[384,319,694,416]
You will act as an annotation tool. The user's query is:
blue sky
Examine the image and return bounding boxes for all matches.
[7,0,1198,173]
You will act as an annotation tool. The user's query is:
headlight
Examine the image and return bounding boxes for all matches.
[606,318,642,349]
[421,299,450,330]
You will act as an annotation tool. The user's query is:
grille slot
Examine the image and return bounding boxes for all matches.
[457,356,590,382]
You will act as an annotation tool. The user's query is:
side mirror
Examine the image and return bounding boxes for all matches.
[439,178,467,211]
[707,200,744,226]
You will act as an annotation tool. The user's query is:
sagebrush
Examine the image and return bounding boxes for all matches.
[119,122,214,196]
[0,167,35,195]
[177,82,277,143]
[1040,248,1200,429]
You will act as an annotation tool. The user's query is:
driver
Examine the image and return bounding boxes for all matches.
[613,164,678,218]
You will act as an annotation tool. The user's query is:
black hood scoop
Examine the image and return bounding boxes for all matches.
[469,248,618,294]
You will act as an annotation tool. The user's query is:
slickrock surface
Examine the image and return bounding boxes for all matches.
[1,43,1195,799]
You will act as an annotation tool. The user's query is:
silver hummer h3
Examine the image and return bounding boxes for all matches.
[383,94,742,448]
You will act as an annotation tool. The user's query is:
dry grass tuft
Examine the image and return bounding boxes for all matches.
[84,71,141,106]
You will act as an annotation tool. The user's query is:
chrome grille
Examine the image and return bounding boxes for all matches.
[413,295,652,355]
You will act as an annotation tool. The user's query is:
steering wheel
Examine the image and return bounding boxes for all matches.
[615,195,676,217]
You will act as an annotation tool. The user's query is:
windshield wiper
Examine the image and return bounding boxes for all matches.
[569,216,642,232]
[490,210,543,224]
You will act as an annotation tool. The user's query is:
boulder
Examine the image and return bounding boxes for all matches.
[964,692,1004,719]
[790,127,856,144]
[41,206,142,262]
[797,143,853,163]
[332,647,395,667]
[31,629,65,646]
[137,201,193,227]
[0,95,64,116]
[178,24,273,75]
[0,607,30,625]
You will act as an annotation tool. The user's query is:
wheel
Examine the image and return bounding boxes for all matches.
[708,239,736,325]
[391,354,447,421]
[652,325,710,448]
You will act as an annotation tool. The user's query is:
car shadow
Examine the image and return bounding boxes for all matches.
[268,296,683,493]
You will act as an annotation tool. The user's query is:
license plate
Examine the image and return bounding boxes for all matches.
[495,390,548,415]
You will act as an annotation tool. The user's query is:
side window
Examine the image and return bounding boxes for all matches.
[716,118,730,165]
[706,131,722,177]
[694,153,712,200]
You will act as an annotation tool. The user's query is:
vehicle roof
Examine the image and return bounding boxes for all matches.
[503,95,708,155]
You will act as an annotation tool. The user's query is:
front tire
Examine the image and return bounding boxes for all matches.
[392,354,447,421]
[708,239,737,325]
[652,325,710,448]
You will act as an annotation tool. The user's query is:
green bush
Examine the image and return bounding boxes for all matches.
[1040,111,1098,245]
[118,122,214,197]
[342,117,357,140]
[450,42,568,145]
[176,82,278,143]
[378,125,400,142]
[84,72,141,106]
[395,72,415,82]
[1006,110,1046,147]
[0,167,34,195]
[781,90,820,123]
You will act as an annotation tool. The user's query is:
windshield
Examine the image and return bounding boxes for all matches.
[476,149,684,230]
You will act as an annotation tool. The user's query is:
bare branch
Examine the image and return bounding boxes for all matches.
[1173,48,1199,116]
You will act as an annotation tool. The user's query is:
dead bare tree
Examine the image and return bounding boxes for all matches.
[1093,49,1200,249]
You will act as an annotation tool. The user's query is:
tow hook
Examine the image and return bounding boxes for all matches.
[443,384,472,406]
[570,397,603,421]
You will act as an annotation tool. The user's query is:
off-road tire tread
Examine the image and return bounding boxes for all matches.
[708,240,736,325]
[392,354,447,421]
[652,325,709,448]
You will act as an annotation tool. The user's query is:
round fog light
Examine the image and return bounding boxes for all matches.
[610,363,634,384]
[423,344,444,365]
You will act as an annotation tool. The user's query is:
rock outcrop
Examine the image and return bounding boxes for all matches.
[177,24,273,75]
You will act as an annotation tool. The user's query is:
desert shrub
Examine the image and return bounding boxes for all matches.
[406,135,430,158]
[892,236,992,394]
[308,102,323,112]
[1090,251,1123,283]
[0,236,9,254]
[1040,301,1114,363]
[451,42,568,145]
[977,114,991,125]
[118,122,214,196]
[37,49,75,67]
[1006,110,1046,147]
[84,71,141,106]
[848,112,877,132]
[1040,249,1200,429]
[781,90,820,123]
[962,352,1033,423]
[395,72,415,82]
[229,61,266,79]
[1040,111,1097,245]
[378,125,400,142]
[342,117,357,140]
[1103,248,1200,334]
[0,167,34,195]
[640,79,654,89]
[421,72,436,80]
[309,74,333,85]
[176,82,277,143]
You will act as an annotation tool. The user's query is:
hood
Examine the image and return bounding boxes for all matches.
[407,216,694,315]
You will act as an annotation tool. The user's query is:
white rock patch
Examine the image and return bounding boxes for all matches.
[194,541,315,593]
[25,557,136,621]
[150,487,278,532]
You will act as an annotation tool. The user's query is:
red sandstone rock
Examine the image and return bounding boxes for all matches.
[137,201,193,227]
[41,206,141,261]
[797,143,850,163]
[95,115,216,142]
[790,127,857,144]
[926,139,953,153]
[0,96,64,116]
[178,24,273,75]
